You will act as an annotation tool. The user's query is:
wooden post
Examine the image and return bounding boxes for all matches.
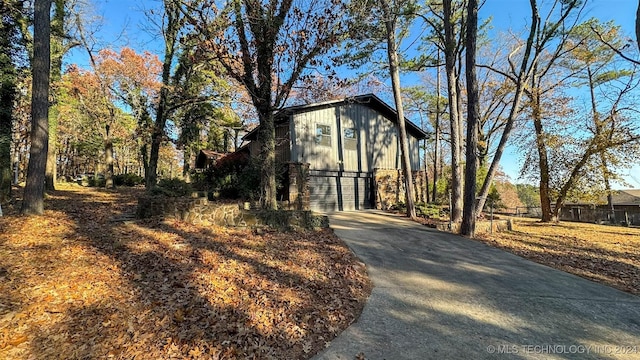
[490,203,493,234]
[625,212,630,227]
[448,191,452,230]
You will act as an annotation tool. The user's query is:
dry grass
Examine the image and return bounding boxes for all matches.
[0,184,371,359]
[475,217,640,295]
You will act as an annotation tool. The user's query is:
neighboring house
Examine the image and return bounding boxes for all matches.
[195,150,228,170]
[561,189,640,225]
[242,94,428,212]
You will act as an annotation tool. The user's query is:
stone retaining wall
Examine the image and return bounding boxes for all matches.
[136,194,328,230]
[434,219,511,233]
[374,169,428,210]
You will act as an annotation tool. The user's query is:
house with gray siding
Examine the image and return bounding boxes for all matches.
[243,94,428,212]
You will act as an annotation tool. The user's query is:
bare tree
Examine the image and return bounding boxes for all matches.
[181,0,345,209]
[474,0,585,221]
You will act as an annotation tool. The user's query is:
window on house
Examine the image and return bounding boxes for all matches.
[344,127,357,150]
[315,124,331,146]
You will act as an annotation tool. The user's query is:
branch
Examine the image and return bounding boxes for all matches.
[591,25,640,65]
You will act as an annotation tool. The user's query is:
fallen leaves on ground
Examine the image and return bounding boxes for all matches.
[474,217,640,295]
[0,184,371,359]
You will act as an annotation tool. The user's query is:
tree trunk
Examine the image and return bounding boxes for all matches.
[443,0,463,223]
[531,84,553,222]
[382,6,416,219]
[22,0,52,215]
[13,145,20,185]
[432,51,441,204]
[183,148,191,182]
[45,0,65,192]
[147,84,169,188]
[147,0,179,190]
[104,124,114,188]
[258,110,277,210]
[424,159,429,203]
[461,0,480,237]
[0,66,15,203]
[45,110,57,191]
[636,0,640,53]
[141,143,149,180]
[587,65,615,223]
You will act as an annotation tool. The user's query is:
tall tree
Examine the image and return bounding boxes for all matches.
[526,20,640,221]
[146,0,183,189]
[433,50,443,204]
[22,0,52,215]
[474,0,585,220]
[346,0,419,218]
[45,0,80,189]
[402,85,437,203]
[460,0,479,237]
[566,20,630,222]
[182,0,345,209]
[441,0,464,222]
[45,0,64,191]
[382,0,418,219]
[170,44,237,178]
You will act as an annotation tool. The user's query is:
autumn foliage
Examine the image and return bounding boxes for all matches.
[0,185,371,359]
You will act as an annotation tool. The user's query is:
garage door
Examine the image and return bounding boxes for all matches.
[309,170,373,212]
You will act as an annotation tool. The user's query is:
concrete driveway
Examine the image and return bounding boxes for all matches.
[312,210,640,360]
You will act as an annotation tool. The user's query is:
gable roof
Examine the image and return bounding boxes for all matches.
[243,94,429,141]
[195,150,229,169]
[566,189,640,206]
[611,189,640,206]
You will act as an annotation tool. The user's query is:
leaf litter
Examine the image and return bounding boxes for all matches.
[475,217,640,295]
[0,184,371,359]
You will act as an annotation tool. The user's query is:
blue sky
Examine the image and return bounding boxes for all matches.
[66,0,640,188]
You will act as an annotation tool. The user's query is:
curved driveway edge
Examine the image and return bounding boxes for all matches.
[312,210,640,360]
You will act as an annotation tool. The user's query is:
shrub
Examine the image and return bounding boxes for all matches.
[88,176,106,188]
[151,178,193,197]
[390,202,407,212]
[236,159,262,200]
[416,202,442,218]
[114,173,144,187]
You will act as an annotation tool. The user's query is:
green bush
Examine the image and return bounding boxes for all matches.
[151,178,193,197]
[390,202,407,212]
[416,202,442,218]
[88,176,106,188]
[236,159,262,200]
[190,157,288,201]
[114,173,144,187]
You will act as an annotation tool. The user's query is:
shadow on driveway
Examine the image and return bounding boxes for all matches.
[313,210,640,360]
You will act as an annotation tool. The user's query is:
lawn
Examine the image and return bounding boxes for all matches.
[475,217,640,296]
[0,184,371,359]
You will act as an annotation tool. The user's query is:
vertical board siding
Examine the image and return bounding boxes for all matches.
[292,103,421,173]
[293,107,338,170]
[343,104,367,171]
